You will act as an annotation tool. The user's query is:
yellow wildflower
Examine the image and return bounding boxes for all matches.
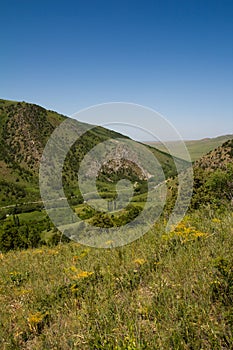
[212,218,221,224]
[134,258,146,265]
[28,312,44,324]
[70,265,78,273]
[47,249,59,255]
[33,249,44,254]
[105,240,114,246]
[167,220,209,243]
[192,231,208,238]
[27,311,49,332]
[70,283,79,293]
[76,271,94,279]
[79,249,90,259]
[72,249,90,261]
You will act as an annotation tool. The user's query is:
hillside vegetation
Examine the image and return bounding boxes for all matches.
[165,139,233,212]
[191,139,233,208]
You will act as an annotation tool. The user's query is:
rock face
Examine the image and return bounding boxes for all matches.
[82,139,152,180]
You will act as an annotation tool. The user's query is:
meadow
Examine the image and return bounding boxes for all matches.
[0,208,232,349]
[146,135,233,162]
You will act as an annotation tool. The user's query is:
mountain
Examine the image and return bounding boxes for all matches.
[0,99,188,208]
[146,134,233,162]
[191,139,233,208]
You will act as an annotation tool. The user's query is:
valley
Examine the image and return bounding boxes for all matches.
[0,99,232,349]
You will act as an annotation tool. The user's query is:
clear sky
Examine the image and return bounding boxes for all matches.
[0,0,232,140]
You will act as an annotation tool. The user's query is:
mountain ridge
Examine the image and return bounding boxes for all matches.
[0,98,187,207]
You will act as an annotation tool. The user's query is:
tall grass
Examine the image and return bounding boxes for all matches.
[0,209,232,349]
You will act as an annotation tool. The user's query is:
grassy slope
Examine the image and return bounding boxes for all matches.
[146,134,233,162]
[0,209,232,349]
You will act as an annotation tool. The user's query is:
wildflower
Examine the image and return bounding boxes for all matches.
[76,271,93,279]
[27,311,49,332]
[134,258,146,265]
[33,249,44,254]
[15,288,32,297]
[192,231,208,238]
[70,283,79,293]
[14,331,23,338]
[161,234,169,241]
[66,266,94,280]
[105,240,114,246]
[9,271,23,285]
[70,265,78,273]
[79,249,90,259]
[48,249,59,255]
[28,312,44,324]
[166,220,209,243]
[72,255,79,261]
[72,248,90,261]
[212,218,221,224]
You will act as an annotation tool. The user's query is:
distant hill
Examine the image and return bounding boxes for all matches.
[0,99,187,208]
[146,134,233,162]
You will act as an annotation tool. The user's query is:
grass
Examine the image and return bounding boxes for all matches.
[0,209,232,349]
[146,135,233,162]
[17,210,46,223]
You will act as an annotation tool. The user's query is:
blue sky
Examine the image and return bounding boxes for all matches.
[0,0,232,140]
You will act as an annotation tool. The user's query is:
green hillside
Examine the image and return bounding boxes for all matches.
[146,134,233,162]
[0,99,188,209]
